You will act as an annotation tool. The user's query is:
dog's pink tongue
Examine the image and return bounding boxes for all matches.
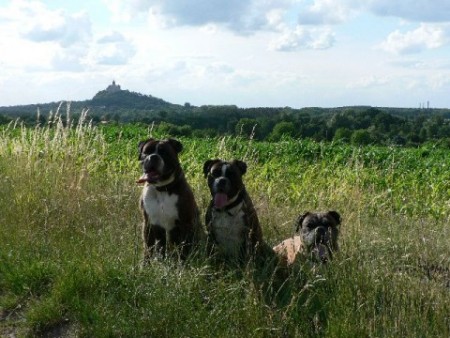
[136,172,160,184]
[214,193,229,209]
[136,174,148,184]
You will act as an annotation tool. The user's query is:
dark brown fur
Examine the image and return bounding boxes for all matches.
[139,138,203,262]
[203,159,264,264]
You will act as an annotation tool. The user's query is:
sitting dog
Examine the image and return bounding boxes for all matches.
[203,159,265,265]
[273,211,341,266]
[137,138,203,262]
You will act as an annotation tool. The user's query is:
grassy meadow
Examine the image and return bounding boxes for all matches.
[0,114,449,337]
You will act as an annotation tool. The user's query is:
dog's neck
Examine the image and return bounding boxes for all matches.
[214,189,246,213]
[147,171,182,191]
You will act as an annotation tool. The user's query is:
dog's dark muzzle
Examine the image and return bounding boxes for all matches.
[142,155,161,171]
[315,226,329,244]
[302,226,328,247]
[303,226,333,262]
[138,154,164,183]
[213,177,230,194]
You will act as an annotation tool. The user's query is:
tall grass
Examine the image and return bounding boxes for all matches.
[1,115,449,337]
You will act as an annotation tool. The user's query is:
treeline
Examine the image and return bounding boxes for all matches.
[156,106,450,147]
[1,89,449,147]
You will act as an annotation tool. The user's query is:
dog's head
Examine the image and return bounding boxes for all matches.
[295,211,341,263]
[203,159,247,209]
[137,138,183,185]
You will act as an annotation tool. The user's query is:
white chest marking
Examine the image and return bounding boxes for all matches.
[211,203,246,258]
[142,185,179,231]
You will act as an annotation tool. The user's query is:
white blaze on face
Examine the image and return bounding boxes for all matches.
[213,164,230,209]
[221,163,228,176]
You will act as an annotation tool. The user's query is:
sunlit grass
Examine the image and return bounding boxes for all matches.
[1,116,449,337]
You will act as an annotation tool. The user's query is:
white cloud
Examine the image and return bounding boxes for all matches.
[367,0,450,23]
[51,46,89,72]
[347,75,391,89]
[427,73,450,89]
[65,0,450,49]
[379,24,450,54]
[0,1,94,74]
[270,26,335,51]
[297,0,360,25]
[90,31,136,65]
[97,31,126,43]
[103,0,293,33]
[20,8,92,47]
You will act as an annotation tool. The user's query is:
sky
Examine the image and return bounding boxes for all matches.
[1,0,450,109]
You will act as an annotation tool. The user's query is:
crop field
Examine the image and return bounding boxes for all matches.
[1,115,449,337]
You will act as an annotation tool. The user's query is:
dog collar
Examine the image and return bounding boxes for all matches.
[147,172,181,191]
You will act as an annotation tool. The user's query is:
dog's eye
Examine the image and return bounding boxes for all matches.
[305,223,316,230]
[158,147,167,156]
[210,168,222,178]
[139,153,149,161]
[322,221,332,228]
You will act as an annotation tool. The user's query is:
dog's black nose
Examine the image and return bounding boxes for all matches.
[215,177,228,190]
[143,154,160,171]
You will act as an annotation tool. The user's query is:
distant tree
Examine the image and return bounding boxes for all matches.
[351,129,373,146]
[407,132,422,144]
[235,118,259,138]
[0,114,11,125]
[419,128,428,142]
[159,111,168,119]
[235,118,255,135]
[391,135,407,146]
[333,127,352,142]
[367,125,384,144]
[373,111,401,133]
[269,121,296,141]
[327,112,352,130]
[157,122,192,136]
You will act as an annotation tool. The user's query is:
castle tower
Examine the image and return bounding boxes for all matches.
[106,80,121,93]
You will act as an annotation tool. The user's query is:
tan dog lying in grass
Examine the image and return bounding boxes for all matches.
[273,211,341,266]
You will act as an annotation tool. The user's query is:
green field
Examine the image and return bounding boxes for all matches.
[1,117,449,337]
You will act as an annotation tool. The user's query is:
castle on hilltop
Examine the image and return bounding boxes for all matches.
[106,80,121,93]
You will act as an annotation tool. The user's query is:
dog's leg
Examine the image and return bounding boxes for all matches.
[169,226,193,260]
[142,213,166,263]
[142,212,154,264]
[152,226,166,258]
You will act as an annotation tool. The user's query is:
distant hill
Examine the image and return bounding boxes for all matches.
[91,88,174,111]
[0,81,176,119]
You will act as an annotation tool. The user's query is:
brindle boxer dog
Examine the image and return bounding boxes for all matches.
[273,211,341,266]
[203,159,266,265]
[137,138,203,263]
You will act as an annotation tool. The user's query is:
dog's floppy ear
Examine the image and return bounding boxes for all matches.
[232,160,247,175]
[138,138,154,159]
[203,159,221,178]
[167,138,183,154]
[295,212,311,232]
[328,211,341,225]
